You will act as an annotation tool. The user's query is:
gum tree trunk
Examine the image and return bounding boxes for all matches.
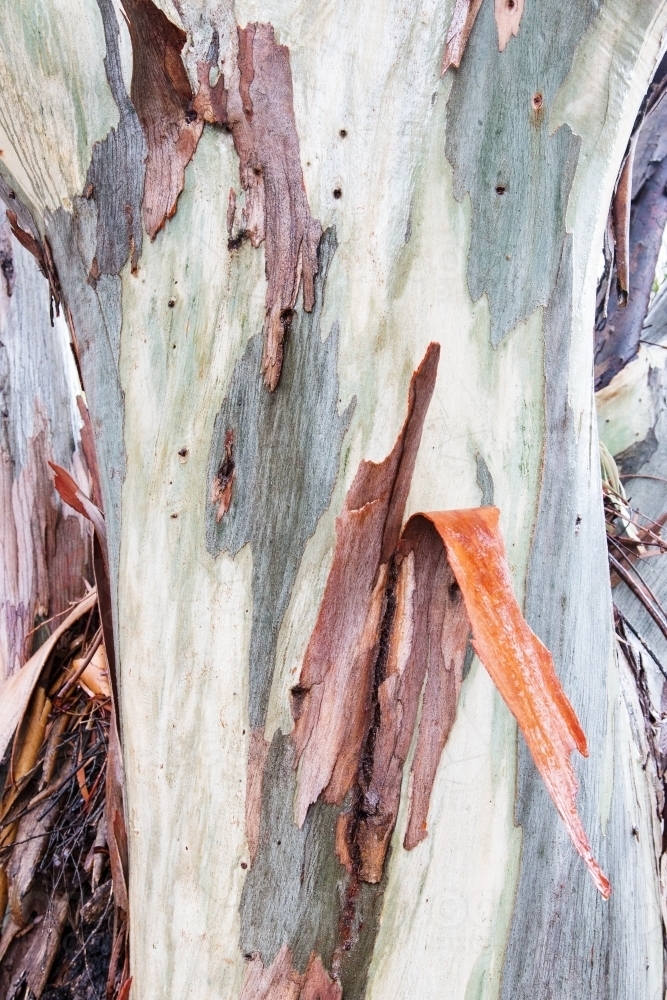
[0,1,666,998]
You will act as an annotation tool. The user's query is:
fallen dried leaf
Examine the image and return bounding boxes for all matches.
[0,591,97,765]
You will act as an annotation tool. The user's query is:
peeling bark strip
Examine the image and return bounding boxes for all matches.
[121,0,203,239]
[611,132,638,307]
[0,225,88,683]
[412,510,610,897]
[89,0,145,275]
[292,343,441,828]
[441,0,485,74]
[5,212,61,317]
[195,23,322,390]
[291,342,607,896]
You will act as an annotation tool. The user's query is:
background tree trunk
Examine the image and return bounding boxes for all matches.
[1,1,667,998]
[0,216,89,684]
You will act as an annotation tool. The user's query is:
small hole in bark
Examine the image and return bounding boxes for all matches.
[333,188,342,199]
[185,105,198,123]
[172,344,176,349]
[532,93,543,110]
[495,185,506,196]
[508,0,516,7]
[448,579,460,600]
[241,862,248,869]
[170,513,178,519]
[168,299,175,308]
[339,129,347,138]
[178,447,188,458]
[253,167,262,176]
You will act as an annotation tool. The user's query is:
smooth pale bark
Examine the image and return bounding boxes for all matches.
[0,217,89,684]
[0,1,666,998]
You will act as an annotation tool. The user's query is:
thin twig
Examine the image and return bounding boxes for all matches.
[609,552,667,644]
[617,609,667,681]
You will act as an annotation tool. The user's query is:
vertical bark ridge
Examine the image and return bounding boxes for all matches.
[87,0,146,276]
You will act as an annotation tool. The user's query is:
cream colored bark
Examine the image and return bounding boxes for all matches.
[0,1,666,998]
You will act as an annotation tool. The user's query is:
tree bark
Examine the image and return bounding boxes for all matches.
[0,1,666,998]
[0,216,89,684]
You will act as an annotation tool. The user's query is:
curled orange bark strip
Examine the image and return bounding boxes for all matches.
[408,507,610,899]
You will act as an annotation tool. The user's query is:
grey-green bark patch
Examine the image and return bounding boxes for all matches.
[206,228,354,729]
[445,0,595,347]
[240,733,389,1000]
[501,237,658,997]
[88,0,145,275]
[239,733,342,972]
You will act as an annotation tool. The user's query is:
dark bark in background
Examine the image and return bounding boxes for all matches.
[0,217,89,682]
[595,54,667,390]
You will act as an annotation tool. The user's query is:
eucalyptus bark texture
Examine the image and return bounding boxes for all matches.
[0,216,89,685]
[0,1,666,998]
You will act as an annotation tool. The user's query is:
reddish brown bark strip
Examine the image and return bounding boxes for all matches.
[194,24,322,391]
[398,520,470,851]
[240,946,341,1000]
[292,343,440,827]
[611,132,638,307]
[246,729,270,865]
[441,0,485,75]
[121,0,203,238]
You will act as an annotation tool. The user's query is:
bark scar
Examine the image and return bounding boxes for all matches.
[211,428,235,522]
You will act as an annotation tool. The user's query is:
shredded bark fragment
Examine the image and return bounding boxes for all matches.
[494,0,524,51]
[612,131,639,307]
[441,0,485,75]
[240,946,341,1000]
[288,342,607,896]
[291,343,440,828]
[410,508,611,898]
[121,0,203,238]
[5,211,61,316]
[194,24,322,390]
